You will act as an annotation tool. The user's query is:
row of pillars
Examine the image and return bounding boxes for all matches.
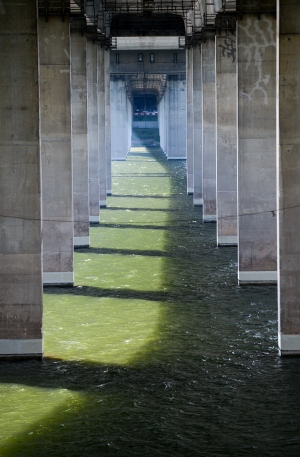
[0,3,113,356]
[184,7,300,354]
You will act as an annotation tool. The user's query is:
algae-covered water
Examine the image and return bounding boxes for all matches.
[1,147,300,456]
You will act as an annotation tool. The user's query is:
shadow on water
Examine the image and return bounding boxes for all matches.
[1,148,300,456]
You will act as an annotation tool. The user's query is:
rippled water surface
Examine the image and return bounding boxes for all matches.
[1,147,300,456]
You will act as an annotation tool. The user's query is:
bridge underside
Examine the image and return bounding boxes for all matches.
[0,0,299,357]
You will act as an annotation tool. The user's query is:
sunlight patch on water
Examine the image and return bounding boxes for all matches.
[44,295,161,364]
[0,386,77,444]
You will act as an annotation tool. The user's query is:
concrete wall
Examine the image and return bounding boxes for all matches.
[0,0,43,357]
[216,31,237,245]
[39,17,74,286]
[71,30,90,247]
[202,36,217,222]
[237,14,276,284]
[277,1,300,354]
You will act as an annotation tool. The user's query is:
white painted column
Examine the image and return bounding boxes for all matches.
[127,95,132,154]
[39,17,74,286]
[164,84,169,156]
[216,30,237,245]
[277,1,300,354]
[0,0,43,356]
[104,49,112,195]
[193,45,203,206]
[237,14,276,284]
[97,45,107,207]
[87,38,99,224]
[202,36,217,222]
[186,47,194,193]
[71,29,90,247]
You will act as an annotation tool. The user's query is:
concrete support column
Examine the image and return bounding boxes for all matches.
[277,2,300,354]
[127,96,132,153]
[39,17,74,286]
[0,1,43,356]
[166,77,187,159]
[71,29,89,247]
[104,50,112,195]
[87,38,99,224]
[111,78,129,160]
[159,97,165,151]
[237,14,276,284]
[216,31,238,245]
[202,36,217,221]
[186,47,194,193]
[97,46,107,207]
[193,45,203,206]
[164,87,169,156]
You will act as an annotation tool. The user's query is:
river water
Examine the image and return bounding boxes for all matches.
[0,147,300,456]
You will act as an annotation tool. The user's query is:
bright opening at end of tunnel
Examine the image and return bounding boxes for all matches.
[44,147,172,365]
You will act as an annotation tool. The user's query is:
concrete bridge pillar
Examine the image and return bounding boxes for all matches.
[105,50,112,195]
[166,77,187,159]
[39,16,74,285]
[237,14,276,284]
[97,46,107,207]
[87,38,99,224]
[0,0,43,356]
[127,95,132,153]
[277,1,300,354]
[193,45,203,206]
[186,47,194,193]
[202,36,217,222]
[164,87,169,156]
[71,29,89,247]
[111,77,130,160]
[216,30,238,245]
[158,97,165,151]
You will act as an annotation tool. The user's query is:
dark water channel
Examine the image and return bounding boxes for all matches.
[1,147,300,456]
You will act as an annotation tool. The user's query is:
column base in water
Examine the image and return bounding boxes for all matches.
[203,215,216,222]
[43,272,74,286]
[74,236,90,248]
[90,216,100,224]
[0,339,43,359]
[217,236,237,246]
[193,198,203,206]
[279,334,300,356]
[238,271,277,284]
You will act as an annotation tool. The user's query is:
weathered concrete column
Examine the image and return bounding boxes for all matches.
[164,88,169,156]
[111,77,129,160]
[97,45,107,207]
[39,17,74,286]
[127,96,132,153]
[238,14,276,283]
[104,50,112,195]
[166,77,187,159]
[186,47,194,193]
[277,2,300,354]
[216,31,237,245]
[158,97,165,151]
[0,1,43,356]
[193,45,203,206]
[71,28,89,247]
[87,38,99,224]
[202,36,217,222]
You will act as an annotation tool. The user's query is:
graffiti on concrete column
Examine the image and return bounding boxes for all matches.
[218,36,236,63]
[239,15,276,105]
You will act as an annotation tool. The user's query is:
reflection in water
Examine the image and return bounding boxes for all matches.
[0,147,300,456]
